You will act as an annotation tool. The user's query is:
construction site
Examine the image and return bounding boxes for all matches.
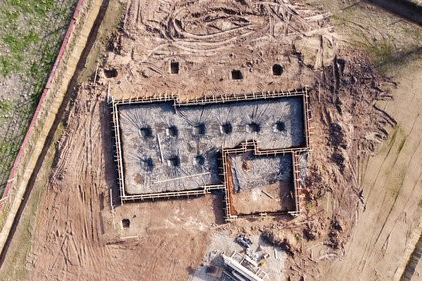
[1,0,422,281]
[111,89,310,220]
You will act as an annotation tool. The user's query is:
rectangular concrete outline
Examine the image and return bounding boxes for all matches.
[110,87,311,219]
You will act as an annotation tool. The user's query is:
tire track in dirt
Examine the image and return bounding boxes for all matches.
[8,1,410,280]
[362,134,422,273]
[324,56,422,281]
[26,83,217,280]
[29,90,107,279]
[343,78,422,277]
[366,114,420,278]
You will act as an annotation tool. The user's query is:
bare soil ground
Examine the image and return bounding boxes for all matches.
[5,82,222,280]
[323,52,422,281]
[1,0,422,281]
[232,182,294,214]
[312,2,422,280]
[103,0,331,100]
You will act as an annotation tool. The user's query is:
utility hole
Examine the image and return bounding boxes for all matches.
[231,70,243,80]
[140,126,152,138]
[247,122,261,133]
[272,64,283,76]
[141,157,154,172]
[167,125,178,137]
[274,121,286,132]
[104,68,118,78]
[122,219,130,228]
[195,155,205,166]
[193,123,206,136]
[220,122,233,134]
[167,155,180,167]
[170,61,179,74]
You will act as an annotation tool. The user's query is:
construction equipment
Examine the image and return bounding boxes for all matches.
[236,234,253,249]
[221,253,266,281]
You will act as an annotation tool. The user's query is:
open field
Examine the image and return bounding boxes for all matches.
[323,48,422,281]
[0,0,422,281]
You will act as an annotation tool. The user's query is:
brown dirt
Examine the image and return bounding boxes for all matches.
[322,53,422,281]
[26,88,222,281]
[103,0,334,100]
[232,182,294,214]
[2,0,422,280]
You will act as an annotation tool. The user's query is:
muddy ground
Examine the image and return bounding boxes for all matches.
[1,0,422,280]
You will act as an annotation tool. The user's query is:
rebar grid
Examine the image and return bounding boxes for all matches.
[109,89,311,219]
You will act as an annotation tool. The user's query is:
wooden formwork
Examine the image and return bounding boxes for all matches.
[221,146,236,219]
[111,87,308,106]
[222,140,304,221]
[121,185,225,201]
[110,98,125,205]
[292,151,302,214]
[109,88,311,215]
[112,93,177,106]
[303,87,312,150]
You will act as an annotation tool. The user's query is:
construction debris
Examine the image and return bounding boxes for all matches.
[221,252,267,281]
[236,234,253,249]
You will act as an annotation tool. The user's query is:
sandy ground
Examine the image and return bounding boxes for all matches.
[232,182,294,214]
[305,1,422,280]
[23,88,221,281]
[323,51,422,281]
